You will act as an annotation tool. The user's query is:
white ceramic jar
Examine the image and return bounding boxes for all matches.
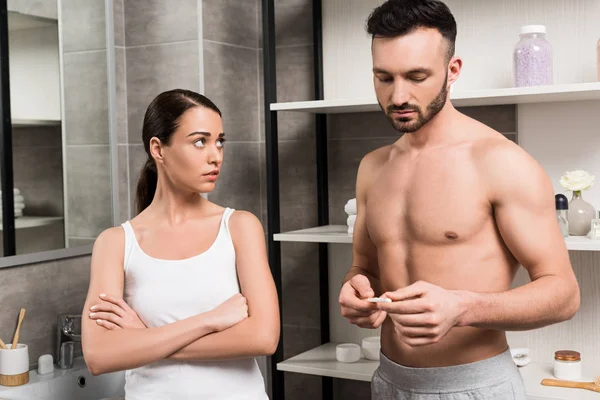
[553,350,582,380]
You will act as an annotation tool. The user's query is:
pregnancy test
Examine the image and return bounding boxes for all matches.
[366,297,391,303]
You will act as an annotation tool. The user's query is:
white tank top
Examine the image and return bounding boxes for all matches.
[120,208,268,400]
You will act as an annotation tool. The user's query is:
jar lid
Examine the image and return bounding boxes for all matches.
[554,350,581,361]
[520,25,546,35]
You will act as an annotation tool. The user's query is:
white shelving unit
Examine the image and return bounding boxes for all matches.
[278,343,600,400]
[275,225,600,251]
[271,82,600,114]
[0,216,64,231]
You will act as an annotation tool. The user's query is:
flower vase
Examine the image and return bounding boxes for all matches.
[568,191,597,236]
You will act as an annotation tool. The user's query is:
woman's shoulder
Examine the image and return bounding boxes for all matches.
[92,225,126,252]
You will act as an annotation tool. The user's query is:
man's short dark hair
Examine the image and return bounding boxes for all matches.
[366,0,457,62]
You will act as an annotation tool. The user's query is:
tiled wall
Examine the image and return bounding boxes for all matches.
[60,0,113,246]
[114,0,203,219]
[0,256,90,368]
[114,0,269,389]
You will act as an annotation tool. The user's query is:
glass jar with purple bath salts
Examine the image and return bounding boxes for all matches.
[514,25,553,87]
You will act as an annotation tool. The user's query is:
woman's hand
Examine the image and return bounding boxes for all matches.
[207,293,249,332]
[88,294,147,330]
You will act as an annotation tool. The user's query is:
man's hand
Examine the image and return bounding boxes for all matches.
[339,275,387,329]
[88,294,147,330]
[377,281,467,346]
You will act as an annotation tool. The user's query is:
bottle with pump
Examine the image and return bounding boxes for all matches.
[555,194,569,238]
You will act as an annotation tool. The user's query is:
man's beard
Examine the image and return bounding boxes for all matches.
[382,75,449,133]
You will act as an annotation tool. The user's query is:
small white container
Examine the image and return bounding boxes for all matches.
[0,344,30,386]
[553,350,582,380]
[336,343,361,363]
[361,336,381,361]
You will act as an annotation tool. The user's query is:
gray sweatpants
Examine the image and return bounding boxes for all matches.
[372,348,527,400]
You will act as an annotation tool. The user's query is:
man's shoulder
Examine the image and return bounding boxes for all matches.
[360,144,393,170]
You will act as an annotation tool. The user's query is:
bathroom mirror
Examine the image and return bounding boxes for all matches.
[0,0,117,264]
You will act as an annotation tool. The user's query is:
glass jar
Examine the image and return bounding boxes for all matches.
[514,25,553,87]
[553,350,581,380]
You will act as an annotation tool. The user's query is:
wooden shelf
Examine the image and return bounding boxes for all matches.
[0,216,63,231]
[277,342,599,400]
[270,82,600,113]
[12,119,61,127]
[274,225,600,251]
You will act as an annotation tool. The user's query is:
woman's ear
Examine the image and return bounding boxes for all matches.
[149,137,164,165]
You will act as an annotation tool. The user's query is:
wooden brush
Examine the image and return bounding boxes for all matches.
[0,336,7,350]
[541,376,600,393]
[11,308,26,349]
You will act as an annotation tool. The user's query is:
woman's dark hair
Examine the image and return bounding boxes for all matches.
[366,0,457,62]
[135,89,222,215]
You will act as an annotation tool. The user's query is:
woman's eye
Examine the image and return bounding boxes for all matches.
[194,139,205,148]
[216,139,226,148]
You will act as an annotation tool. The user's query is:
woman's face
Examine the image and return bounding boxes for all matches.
[155,106,225,194]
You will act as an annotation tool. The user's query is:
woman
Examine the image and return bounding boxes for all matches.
[81,89,279,400]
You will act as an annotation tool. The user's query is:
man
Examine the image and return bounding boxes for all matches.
[338,1,580,399]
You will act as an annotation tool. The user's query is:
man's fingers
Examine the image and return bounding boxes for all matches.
[396,325,438,338]
[350,275,375,299]
[341,305,377,319]
[340,287,378,313]
[377,298,431,315]
[382,281,428,302]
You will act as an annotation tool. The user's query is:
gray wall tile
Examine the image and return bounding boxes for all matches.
[126,42,200,144]
[283,325,322,400]
[114,0,125,47]
[66,145,113,238]
[457,105,517,133]
[204,41,259,142]
[118,145,130,222]
[0,255,90,367]
[203,0,259,49]
[328,138,397,224]
[115,47,127,145]
[124,0,198,47]
[327,112,400,140]
[333,379,372,400]
[60,0,106,52]
[63,51,109,145]
[281,242,320,328]
[278,140,316,231]
[128,144,147,216]
[274,0,313,48]
[209,142,262,219]
[275,45,314,141]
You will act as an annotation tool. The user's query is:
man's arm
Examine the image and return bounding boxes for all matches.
[343,151,383,293]
[456,140,580,330]
[339,151,388,330]
[168,211,280,361]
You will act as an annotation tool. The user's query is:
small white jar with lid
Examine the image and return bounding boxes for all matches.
[553,350,582,380]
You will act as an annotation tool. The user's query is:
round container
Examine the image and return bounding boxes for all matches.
[514,25,553,87]
[553,350,582,380]
[361,336,381,361]
[336,343,361,363]
[0,344,30,386]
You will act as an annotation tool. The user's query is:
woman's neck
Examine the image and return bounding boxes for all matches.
[148,179,208,226]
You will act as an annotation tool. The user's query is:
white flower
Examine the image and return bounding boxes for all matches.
[559,170,595,192]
